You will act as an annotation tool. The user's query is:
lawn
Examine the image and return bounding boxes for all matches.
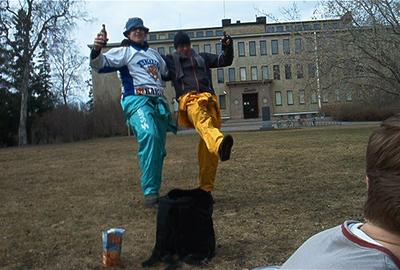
[0,125,377,269]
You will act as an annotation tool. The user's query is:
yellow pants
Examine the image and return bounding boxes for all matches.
[178,92,223,192]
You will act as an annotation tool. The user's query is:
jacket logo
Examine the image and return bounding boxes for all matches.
[147,65,159,81]
[137,59,160,81]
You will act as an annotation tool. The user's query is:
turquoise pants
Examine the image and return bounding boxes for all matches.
[121,96,169,197]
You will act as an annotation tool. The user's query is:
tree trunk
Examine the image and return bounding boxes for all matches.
[18,64,30,146]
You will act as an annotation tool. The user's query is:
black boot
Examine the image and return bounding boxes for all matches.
[218,134,233,161]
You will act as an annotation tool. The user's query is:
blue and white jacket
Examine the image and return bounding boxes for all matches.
[90,41,168,98]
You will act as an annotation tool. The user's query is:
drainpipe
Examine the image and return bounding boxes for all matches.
[314,31,322,110]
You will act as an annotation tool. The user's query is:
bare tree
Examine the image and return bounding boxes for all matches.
[0,0,85,145]
[321,0,400,99]
[50,40,87,106]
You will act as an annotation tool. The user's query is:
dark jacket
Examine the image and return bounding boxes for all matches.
[163,43,233,98]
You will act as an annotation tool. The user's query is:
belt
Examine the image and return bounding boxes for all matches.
[123,87,164,98]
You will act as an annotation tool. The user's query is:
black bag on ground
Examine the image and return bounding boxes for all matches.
[142,188,215,269]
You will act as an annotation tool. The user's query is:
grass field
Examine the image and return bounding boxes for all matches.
[0,125,377,269]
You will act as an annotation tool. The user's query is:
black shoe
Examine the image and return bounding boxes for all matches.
[218,135,233,161]
[143,194,159,207]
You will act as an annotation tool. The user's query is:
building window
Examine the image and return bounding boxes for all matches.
[215,43,222,54]
[273,65,280,80]
[296,63,304,79]
[276,25,284,32]
[149,34,157,41]
[305,37,315,53]
[206,30,213,37]
[275,91,282,106]
[228,68,236,82]
[271,40,279,55]
[219,94,226,109]
[240,67,247,81]
[262,66,269,80]
[196,31,204,38]
[287,90,294,105]
[192,45,199,53]
[322,92,328,103]
[238,42,245,57]
[314,23,321,30]
[159,34,166,40]
[267,26,275,33]
[188,32,195,38]
[283,39,290,54]
[308,63,316,78]
[249,41,256,56]
[204,44,211,53]
[285,64,292,80]
[299,89,305,104]
[311,91,318,104]
[251,66,258,80]
[286,25,294,32]
[295,38,302,54]
[169,46,175,54]
[260,40,267,55]
[335,89,340,101]
[304,24,312,31]
[168,33,175,40]
[295,24,303,31]
[346,90,353,101]
[217,68,224,83]
[157,47,165,55]
[216,30,224,36]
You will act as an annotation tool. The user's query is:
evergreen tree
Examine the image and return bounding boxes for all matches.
[1,0,86,145]
[30,39,55,115]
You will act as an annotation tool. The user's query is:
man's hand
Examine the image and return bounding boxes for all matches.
[93,33,106,51]
[221,32,232,47]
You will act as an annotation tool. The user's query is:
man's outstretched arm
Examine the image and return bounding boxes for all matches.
[204,33,233,68]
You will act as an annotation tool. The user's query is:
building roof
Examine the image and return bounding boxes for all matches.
[87,15,347,48]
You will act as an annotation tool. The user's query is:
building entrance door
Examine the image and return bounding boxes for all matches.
[242,93,259,119]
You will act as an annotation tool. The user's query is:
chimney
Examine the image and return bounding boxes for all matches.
[256,16,266,24]
[222,19,231,26]
[236,20,241,24]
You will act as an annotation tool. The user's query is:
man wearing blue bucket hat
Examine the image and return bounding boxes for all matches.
[90,17,176,207]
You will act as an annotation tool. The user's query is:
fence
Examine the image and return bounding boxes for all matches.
[272,118,341,129]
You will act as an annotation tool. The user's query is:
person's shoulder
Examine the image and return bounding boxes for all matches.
[160,52,173,63]
[107,46,129,53]
[147,47,157,53]
[147,48,166,58]
[297,224,342,247]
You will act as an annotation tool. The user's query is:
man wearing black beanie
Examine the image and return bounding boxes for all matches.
[163,31,234,193]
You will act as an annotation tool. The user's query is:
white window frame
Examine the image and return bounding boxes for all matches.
[251,66,258,80]
[240,67,247,81]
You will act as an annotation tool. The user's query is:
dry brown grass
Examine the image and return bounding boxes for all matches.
[0,125,377,269]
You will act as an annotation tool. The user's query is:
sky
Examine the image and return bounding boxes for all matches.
[76,0,324,55]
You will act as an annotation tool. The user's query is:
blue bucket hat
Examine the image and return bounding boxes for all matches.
[123,17,149,37]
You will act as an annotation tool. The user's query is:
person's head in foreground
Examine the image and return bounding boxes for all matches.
[364,113,400,236]
[270,113,400,270]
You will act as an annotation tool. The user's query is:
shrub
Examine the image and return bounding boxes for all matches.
[31,100,128,145]
[322,103,400,121]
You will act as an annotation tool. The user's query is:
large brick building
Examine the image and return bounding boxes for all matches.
[91,15,351,120]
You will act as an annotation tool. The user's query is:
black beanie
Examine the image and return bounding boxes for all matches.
[174,31,191,49]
